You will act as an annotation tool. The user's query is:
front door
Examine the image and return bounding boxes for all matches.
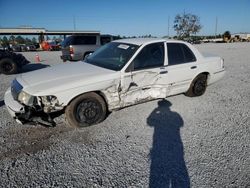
[119,42,169,107]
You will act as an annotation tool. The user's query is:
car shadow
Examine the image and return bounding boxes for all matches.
[147,99,190,188]
[21,63,50,73]
[0,100,4,107]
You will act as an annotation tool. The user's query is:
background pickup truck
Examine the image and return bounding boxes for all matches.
[60,35,119,61]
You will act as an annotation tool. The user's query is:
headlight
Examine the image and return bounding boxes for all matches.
[18,91,34,106]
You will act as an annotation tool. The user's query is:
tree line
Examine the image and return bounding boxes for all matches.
[0,35,38,47]
[0,35,63,47]
[0,12,233,47]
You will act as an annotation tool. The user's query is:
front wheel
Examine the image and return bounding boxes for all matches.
[185,74,207,97]
[65,92,107,128]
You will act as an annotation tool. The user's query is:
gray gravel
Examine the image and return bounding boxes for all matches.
[0,43,249,187]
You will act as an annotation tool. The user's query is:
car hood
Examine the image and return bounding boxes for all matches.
[17,61,118,95]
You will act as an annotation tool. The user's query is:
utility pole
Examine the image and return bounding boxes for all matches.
[73,16,76,31]
[215,16,218,39]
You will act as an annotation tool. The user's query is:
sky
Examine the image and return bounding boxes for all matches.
[0,0,250,37]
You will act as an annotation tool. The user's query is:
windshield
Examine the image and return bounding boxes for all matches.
[85,42,139,71]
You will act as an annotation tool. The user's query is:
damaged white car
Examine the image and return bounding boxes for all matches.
[4,38,225,127]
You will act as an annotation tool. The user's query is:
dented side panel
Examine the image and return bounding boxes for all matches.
[119,69,170,108]
[101,80,121,110]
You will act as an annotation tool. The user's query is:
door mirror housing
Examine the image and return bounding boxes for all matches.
[84,53,93,61]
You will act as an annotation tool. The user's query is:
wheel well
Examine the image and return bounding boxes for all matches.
[95,91,109,109]
[199,72,210,81]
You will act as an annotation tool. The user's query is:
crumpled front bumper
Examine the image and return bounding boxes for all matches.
[4,88,25,124]
[4,88,59,126]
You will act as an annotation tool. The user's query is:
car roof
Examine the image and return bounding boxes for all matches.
[113,38,181,46]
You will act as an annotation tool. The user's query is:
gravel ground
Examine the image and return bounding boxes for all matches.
[0,43,249,187]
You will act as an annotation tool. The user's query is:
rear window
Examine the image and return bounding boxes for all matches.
[62,36,97,47]
[73,36,97,45]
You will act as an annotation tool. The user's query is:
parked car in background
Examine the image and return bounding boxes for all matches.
[34,43,40,49]
[185,38,201,44]
[41,40,60,51]
[11,45,22,52]
[26,45,36,51]
[5,38,225,128]
[0,44,5,50]
[9,44,36,52]
[20,44,28,51]
[61,34,118,61]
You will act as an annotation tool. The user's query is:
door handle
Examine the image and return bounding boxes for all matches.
[190,66,197,69]
[160,71,168,74]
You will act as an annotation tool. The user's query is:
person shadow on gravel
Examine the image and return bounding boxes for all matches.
[147,99,190,188]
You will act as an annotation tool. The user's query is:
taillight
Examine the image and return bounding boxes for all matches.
[69,46,74,55]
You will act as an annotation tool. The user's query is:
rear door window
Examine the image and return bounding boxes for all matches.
[167,43,196,65]
[182,44,196,62]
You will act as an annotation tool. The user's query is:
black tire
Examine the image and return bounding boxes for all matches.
[185,74,207,97]
[0,58,18,74]
[65,92,107,128]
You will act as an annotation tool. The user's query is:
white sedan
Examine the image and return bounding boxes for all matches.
[4,38,225,127]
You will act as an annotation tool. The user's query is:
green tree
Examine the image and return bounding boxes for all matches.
[32,37,37,44]
[25,37,32,45]
[174,12,202,38]
[2,36,9,47]
[9,35,16,44]
[15,35,25,44]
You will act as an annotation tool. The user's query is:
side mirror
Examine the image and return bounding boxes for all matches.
[84,53,92,61]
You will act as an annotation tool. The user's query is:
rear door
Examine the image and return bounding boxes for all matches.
[165,42,198,95]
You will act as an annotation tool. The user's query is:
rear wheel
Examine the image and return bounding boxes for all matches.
[185,74,207,97]
[0,58,18,74]
[65,92,107,128]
